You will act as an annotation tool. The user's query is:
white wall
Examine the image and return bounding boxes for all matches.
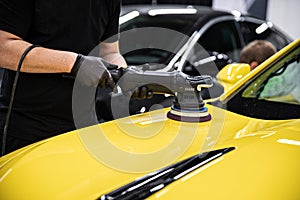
[212,0,250,14]
[213,0,300,40]
[267,0,300,40]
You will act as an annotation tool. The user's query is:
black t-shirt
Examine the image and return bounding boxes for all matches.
[0,0,121,142]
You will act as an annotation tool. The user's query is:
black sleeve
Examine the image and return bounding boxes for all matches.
[0,0,34,39]
[101,0,121,43]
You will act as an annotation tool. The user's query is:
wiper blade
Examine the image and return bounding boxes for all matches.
[99,147,235,200]
[258,54,300,96]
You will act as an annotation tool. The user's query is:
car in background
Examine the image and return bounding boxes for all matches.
[119,4,291,73]
[0,38,299,200]
[96,4,292,121]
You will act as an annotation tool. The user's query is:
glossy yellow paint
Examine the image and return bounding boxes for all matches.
[216,63,250,92]
[149,123,300,200]
[0,104,299,199]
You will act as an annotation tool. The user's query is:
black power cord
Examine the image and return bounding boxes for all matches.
[1,44,40,156]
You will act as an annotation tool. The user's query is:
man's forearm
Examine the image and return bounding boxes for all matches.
[101,52,127,68]
[99,41,127,68]
[0,30,77,73]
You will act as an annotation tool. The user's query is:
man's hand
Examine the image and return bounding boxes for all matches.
[70,54,116,88]
[131,86,153,100]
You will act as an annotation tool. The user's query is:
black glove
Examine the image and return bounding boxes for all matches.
[131,86,153,100]
[70,54,116,88]
[108,66,154,100]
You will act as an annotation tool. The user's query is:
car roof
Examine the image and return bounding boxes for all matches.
[121,4,234,21]
[120,4,237,37]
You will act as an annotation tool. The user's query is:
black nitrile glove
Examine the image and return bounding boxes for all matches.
[131,86,153,100]
[70,54,116,88]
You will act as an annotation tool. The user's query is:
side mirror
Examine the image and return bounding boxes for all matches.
[216,63,251,91]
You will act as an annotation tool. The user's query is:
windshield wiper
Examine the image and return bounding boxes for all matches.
[257,54,300,97]
[99,147,235,200]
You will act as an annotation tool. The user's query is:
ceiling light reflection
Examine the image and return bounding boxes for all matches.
[231,10,242,18]
[277,139,300,146]
[148,8,197,16]
[119,11,140,24]
[256,23,269,34]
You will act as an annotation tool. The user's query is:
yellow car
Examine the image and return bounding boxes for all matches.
[0,39,300,200]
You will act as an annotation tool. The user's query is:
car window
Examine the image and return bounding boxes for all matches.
[243,46,300,105]
[180,20,240,77]
[120,14,197,33]
[239,21,290,51]
[198,20,242,61]
[120,14,198,65]
[223,44,300,120]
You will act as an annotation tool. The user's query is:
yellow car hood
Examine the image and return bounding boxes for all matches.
[0,105,300,199]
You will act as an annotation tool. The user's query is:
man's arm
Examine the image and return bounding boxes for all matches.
[99,41,127,68]
[0,30,77,73]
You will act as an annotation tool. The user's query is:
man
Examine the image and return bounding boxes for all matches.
[240,40,277,70]
[0,0,127,154]
[216,40,277,91]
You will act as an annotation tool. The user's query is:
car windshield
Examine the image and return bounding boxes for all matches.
[242,45,300,105]
[120,13,199,33]
[220,41,300,120]
[119,12,200,65]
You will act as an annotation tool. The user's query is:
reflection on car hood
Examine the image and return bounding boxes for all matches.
[0,104,300,199]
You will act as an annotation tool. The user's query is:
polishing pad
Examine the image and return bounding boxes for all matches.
[167,106,211,122]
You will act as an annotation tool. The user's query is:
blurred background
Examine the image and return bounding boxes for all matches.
[122,0,300,40]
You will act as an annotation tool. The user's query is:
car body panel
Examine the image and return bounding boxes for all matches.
[0,104,299,199]
[148,124,300,200]
[216,63,251,91]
